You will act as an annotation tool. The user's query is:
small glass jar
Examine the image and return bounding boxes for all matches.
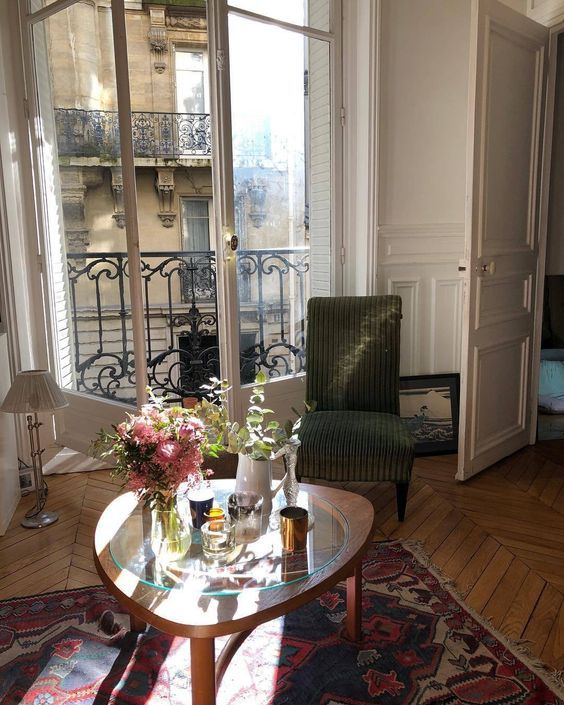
[200,518,236,560]
[203,506,225,524]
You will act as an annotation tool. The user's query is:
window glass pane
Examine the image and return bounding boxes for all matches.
[176,50,206,114]
[181,199,211,251]
[229,15,332,382]
[228,0,331,32]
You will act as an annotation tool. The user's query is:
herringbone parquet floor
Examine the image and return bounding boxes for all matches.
[1,440,563,671]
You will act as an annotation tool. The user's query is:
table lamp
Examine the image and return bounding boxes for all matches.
[0,370,68,528]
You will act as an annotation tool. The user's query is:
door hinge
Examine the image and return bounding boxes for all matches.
[37,254,43,273]
[216,49,225,71]
[340,107,346,127]
[340,245,346,264]
[23,98,30,121]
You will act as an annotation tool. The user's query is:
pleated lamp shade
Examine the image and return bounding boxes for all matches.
[0,370,68,413]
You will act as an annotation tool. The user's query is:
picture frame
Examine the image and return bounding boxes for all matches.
[399,373,460,455]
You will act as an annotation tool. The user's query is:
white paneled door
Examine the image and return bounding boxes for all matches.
[457,0,548,480]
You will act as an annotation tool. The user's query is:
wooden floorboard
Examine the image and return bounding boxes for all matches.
[0,439,563,673]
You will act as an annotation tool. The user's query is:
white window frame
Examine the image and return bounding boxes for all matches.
[174,45,210,115]
[179,196,215,252]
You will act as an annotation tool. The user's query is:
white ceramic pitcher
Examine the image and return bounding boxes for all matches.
[234,454,279,520]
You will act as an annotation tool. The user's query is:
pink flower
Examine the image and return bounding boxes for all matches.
[131,419,156,444]
[116,422,127,438]
[179,418,204,439]
[155,439,181,463]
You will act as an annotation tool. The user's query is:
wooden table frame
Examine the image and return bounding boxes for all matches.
[94,483,376,705]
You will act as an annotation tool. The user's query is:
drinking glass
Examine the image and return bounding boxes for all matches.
[227,491,263,542]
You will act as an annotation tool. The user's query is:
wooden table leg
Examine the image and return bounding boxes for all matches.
[129,613,147,632]
[191,637,216,705]
[345,562,362,643]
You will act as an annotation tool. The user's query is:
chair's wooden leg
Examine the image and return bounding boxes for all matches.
[396,483,409,522]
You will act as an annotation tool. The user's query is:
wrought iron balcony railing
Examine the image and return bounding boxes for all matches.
[55,109,212,159]
[66,248,309,403]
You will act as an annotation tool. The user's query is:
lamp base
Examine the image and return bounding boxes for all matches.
[21,510,59,529]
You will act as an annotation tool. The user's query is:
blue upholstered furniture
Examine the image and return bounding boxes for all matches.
[297,295,414,521]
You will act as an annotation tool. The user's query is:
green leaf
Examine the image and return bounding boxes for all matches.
[247,412,263,424]
[238,426,250,441]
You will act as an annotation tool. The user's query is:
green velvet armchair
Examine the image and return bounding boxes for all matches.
[296,295,414,521]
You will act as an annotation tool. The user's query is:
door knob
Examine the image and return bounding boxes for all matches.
[478,260,496,275]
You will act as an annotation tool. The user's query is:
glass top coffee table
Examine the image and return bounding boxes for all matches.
[94,480,376,705]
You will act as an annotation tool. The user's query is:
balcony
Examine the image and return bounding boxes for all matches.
[66,248,309,403]
[55,109,212,160]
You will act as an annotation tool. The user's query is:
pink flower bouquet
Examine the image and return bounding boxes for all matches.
[92,390,224,511]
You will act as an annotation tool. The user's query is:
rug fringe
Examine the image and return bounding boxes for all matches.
[386,539,564,700]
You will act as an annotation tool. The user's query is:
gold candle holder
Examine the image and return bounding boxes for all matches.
[279,506,308,552]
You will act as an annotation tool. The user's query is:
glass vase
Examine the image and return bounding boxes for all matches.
[282,437,301,507]
[151,497,191,564]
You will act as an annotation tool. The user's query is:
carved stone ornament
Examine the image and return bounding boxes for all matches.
[110,167,125,229]
[166,16,207,31]
[112,213,126,229]
[148,8,168,73]
[158,212,176,228]
[155,168,177,227]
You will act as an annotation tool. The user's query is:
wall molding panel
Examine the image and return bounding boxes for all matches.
[387,277,420,375]
[378,222,465,265]
[378,222,465,376]
[431,277,463,374]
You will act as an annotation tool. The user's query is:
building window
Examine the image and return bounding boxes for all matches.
[175,48,208,114]
[180,198,211,252]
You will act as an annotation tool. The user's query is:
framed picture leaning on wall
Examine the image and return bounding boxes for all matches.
[399,373,460,456]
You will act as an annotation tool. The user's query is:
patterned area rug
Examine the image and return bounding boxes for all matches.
[1,542,562,705]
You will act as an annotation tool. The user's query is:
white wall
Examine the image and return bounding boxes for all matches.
[376,0,470,375]
[501,0,528,13]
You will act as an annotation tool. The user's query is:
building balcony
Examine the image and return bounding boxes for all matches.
[55,109,212,161]
[66,248,309,403]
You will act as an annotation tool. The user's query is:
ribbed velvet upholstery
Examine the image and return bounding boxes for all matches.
[297,296,414,504]
[298,411,413,482]
[306,296,401,414]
